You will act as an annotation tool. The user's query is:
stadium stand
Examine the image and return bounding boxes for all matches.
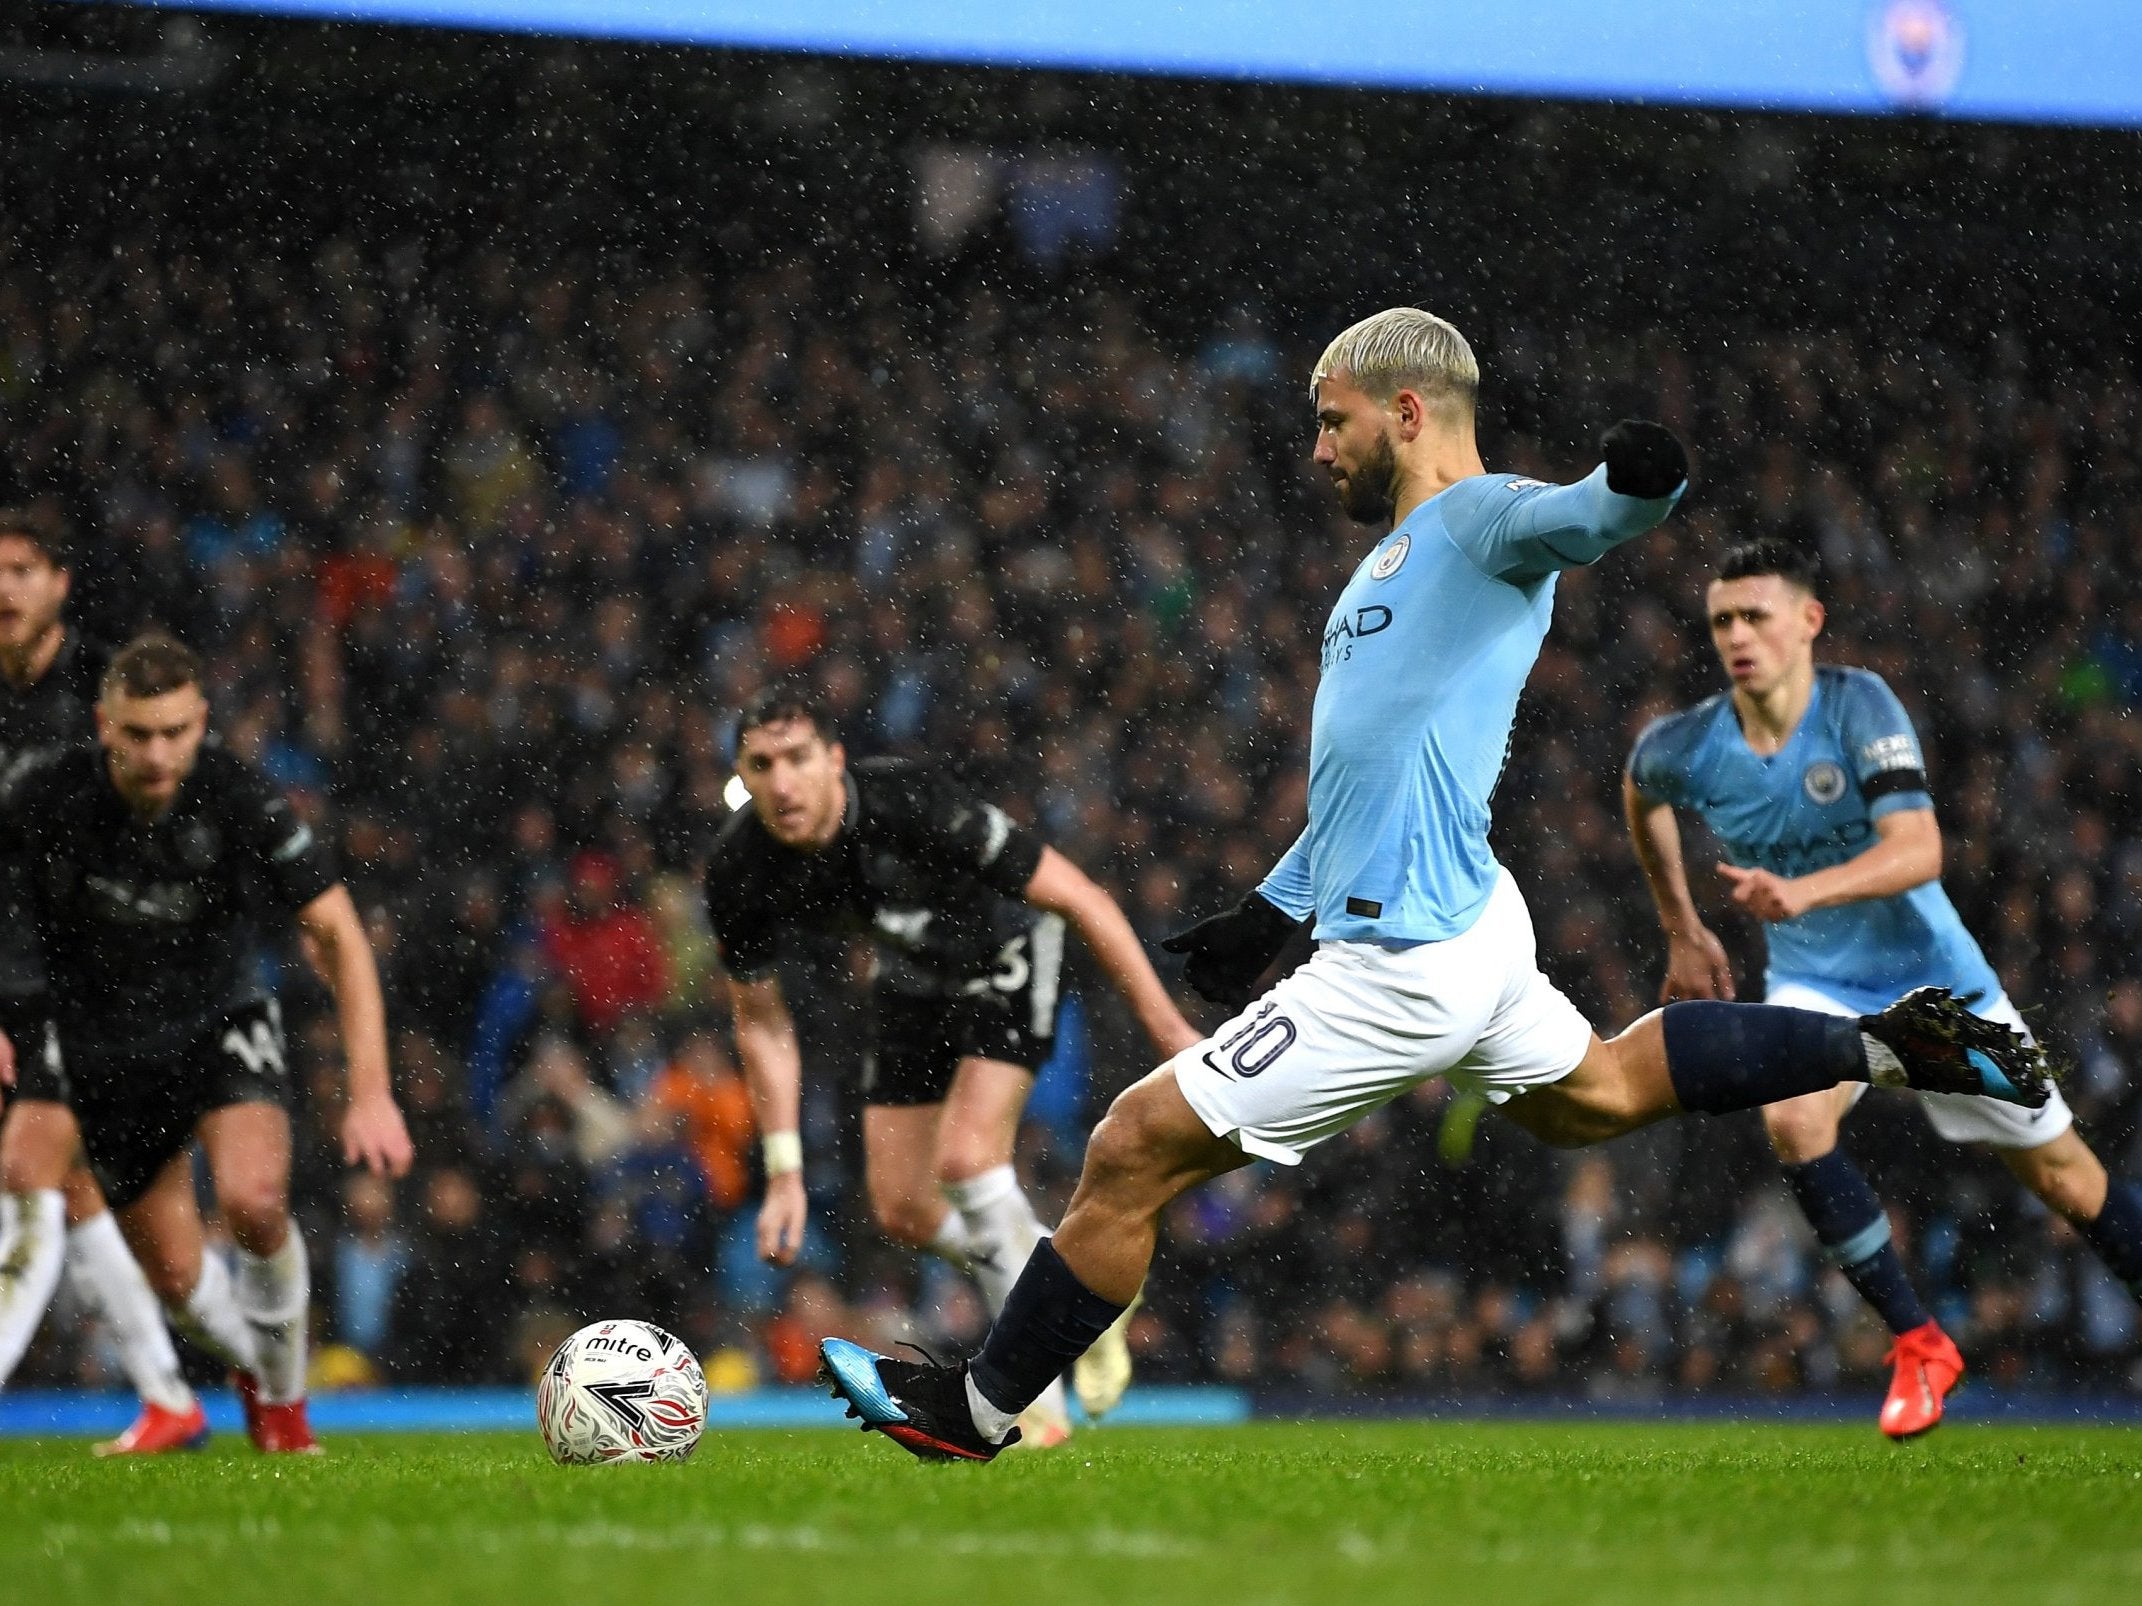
[6,21,2142,1403]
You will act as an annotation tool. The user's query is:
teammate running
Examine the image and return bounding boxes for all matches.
[0,632,413,1452]
[0,508,205,1455]
[707,684,1199,1443]
[1624,536,2142,1437]
[816,306,2050,1461]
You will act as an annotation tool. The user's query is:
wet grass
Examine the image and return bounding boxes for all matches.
[2,1421,2138,1604]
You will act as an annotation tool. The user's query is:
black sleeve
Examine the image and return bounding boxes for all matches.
[901,770,1044,899]
[0,753,56,864]
[703,862,784,981]
[234,769,341,912]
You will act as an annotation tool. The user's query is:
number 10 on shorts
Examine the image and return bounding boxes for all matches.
[1208,1005,1296,1079]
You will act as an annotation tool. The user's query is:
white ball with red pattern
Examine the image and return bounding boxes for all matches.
[538,1319,707,1465]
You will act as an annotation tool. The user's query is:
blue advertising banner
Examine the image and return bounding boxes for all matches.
[86,2,2142,128]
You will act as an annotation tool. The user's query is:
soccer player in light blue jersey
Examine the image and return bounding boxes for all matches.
[1625,537,2142,1437]
[818,308,2050,1461]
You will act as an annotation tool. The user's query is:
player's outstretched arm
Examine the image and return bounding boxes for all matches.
[297,884,413,1178]
[1455,421,1689,584]
[1621,774,1734,1002]
[1023,847,1200,1057]
[727,973,809,1266]
[1719,807,1942,923]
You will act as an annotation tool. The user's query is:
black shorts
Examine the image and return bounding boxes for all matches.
[0,994,66,1105]
[64,1001,293,1209]
[862,915,1066,1107]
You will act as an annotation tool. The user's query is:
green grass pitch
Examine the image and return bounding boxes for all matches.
[4,1422,2139,1605]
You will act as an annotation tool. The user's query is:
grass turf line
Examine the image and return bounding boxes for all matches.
[3,1422,2138,1605]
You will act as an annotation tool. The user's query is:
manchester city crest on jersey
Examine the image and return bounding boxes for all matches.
[1370,535,1410,580]
[1803,761,1847,805]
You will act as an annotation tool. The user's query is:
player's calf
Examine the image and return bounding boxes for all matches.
[1513,989,2050,1148]
[0,1100,81,1194]
[1054,1070,1245,1303]
[2006,1133,2142,1304]
[1759,1087,1857,1166]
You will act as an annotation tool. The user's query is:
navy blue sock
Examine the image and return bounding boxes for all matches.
[968,1237,1127,1417]
[1664,1002,1868,1115]
[1783,1150,1929,1335]
[2080,1180,2142,1299]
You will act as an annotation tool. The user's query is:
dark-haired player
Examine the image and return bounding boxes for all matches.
[0,510,205,1454]
[1625,537,2142,1437]
[817,307,2047,1464]
[706,685,1198,1445]
[0,633,413,1452]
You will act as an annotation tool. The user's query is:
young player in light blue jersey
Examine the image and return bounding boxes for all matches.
[1626,537,2142,1438]
[818,309,2050,1462]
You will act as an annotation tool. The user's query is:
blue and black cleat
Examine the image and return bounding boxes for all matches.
[819,1338,1018,1463]
[1860,987,2054,1107]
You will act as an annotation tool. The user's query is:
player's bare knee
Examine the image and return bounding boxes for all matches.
[0,1122,72,1199]
[933,1136,1011,1190]
[867,1192,940,1248]
[1762,1101,1840,1167]
[1082,1080,1197,1201]
[2010,1139,2102,1223]
[220,1187,290,1251]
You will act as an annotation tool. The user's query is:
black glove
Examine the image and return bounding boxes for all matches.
[1600,419,1689,499]
[1161,892,1304,1010]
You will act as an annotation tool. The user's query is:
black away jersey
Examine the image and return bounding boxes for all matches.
[0,742,340,1060]
[0,631,108,996]
[702,759,1044,997]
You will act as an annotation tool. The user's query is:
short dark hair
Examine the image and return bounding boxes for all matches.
[102,631,204,701]
[0,503,68,569]
[736,682,835,743]
[1715,537,1820,596]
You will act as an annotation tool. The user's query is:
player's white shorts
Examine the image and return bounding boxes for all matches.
[1766,980,2072,1150]
[1171,868,1593,1166]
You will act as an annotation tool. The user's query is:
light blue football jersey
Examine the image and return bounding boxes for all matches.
[1626,664,2001,1014]
[1259,466,1681,945]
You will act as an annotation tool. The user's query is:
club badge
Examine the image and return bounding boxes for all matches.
[1803,762,1847,805]
[1370,535,1410,581]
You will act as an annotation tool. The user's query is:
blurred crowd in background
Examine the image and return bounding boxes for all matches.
[8,92,2142,1405]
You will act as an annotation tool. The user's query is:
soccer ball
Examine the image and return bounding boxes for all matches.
[538,1319,708,1465]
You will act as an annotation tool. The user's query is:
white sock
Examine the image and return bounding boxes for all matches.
[0,1192,18,1263]
[964,1370,1019,1444]
[0,1189,66,1383]
[943,1165,1047,1316]
[234,1223,309,1406]
[945,1165,1069,1428]
[169,1250,261,1375]
[66,1212,195,1413]
[925,1210,975,1273]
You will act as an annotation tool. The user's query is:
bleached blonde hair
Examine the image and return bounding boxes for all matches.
[1311,307,1478,416]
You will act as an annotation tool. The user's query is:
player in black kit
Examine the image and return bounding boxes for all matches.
[0,632,413,1452]
[705,686,1197,1445]
[0,508,205,1454]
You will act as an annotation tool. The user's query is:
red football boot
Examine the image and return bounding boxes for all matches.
[236,1370,322,1454]
[1880,1321,1964,1440]
[92,1400,210,1457]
